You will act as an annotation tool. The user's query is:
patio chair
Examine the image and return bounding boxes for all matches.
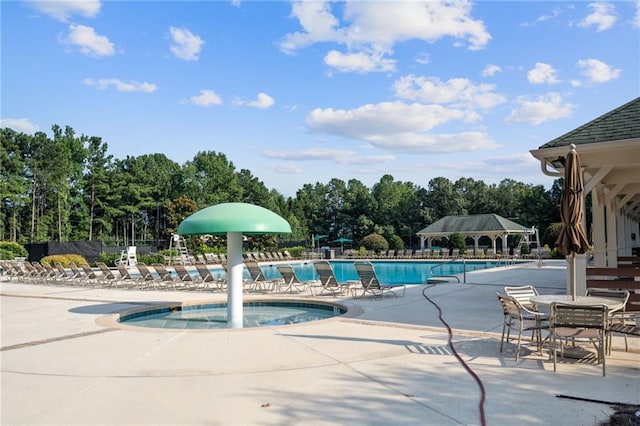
[496,293,548,361]
[352,261,406,299]
[585,288,631,352]
[311,261,350,296]
[275,264,314,294]
[504,285,541,310]
[550,302,609,376]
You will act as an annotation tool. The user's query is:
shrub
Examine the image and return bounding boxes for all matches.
[41,254,87,267]
[285,246,305,259]
[388,235,404,251]
[0,242,28,259]
[139,253,164,265]
[99,252,121,267]
[361,233,389,254]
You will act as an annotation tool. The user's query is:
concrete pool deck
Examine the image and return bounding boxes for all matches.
[1,259,638,425]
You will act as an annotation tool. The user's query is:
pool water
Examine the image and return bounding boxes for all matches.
[261,260,500,284]
[119,301,345,329]
[195,260,499,284]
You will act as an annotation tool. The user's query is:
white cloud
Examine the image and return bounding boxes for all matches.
[271,163,304,174]
[83,78,157,93]
[169,26,204,61]
[393,75,506,109]
[279,1,490,73]
[186,89,222,106]
[233,92,275,109]
[505,93,574,125]
[347,155,396,165]
[577,58,621,83]
[26,0,101,22]
[61,24,115,57]
[634,0,640,27]
[527,62,560,84]
[482,64,502,77]
[305,102,499,153]
[0,118,39,134]
[248,92,275,109]
[262,148,354,162]
[324,50,396,73]
[578,2,617,31]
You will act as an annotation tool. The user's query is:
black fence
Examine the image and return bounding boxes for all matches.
[25,241,157,263]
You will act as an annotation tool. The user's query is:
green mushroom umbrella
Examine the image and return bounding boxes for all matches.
[178,203,291,328]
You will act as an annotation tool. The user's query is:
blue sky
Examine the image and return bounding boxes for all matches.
[2,1,639,197]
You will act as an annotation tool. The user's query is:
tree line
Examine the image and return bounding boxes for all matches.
[1,125,565,251]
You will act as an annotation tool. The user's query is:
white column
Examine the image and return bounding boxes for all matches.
[500,234,508,254]
[473,236,480,250]
[227,231,244,328]
[420,236,425,251]
[606,200,618,267]
[566,253,588,297]
[590,185,607,267]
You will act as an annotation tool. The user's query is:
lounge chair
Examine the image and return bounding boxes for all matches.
[173,264,198,289]
[275,265,314,294]
[80,263,100,286]
[151,263,178,289]
[96,261,123,287]
[116,264,140,288]
[311,261,350,296]
[352,261,406,299]
[135,263,158,289]
[244,260,280,292]
[195,263,225,291]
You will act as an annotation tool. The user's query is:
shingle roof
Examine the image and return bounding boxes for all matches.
[539,96,640,149]
[417,214,529,236]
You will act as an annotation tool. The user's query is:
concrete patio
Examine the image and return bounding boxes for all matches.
[1,259,638,425]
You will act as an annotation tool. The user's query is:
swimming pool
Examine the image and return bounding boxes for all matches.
[158,259,502,284]
[118,301,347,330]
[260,260,500,284]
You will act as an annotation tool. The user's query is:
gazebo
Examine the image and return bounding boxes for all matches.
[416,214,537,254]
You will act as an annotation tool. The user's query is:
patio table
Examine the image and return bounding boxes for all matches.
[529,295,625,312]
[529,295,625,359]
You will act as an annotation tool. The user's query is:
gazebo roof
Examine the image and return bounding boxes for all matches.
[416,214,532,238]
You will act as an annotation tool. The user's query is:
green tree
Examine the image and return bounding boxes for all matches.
[361,233,389,254]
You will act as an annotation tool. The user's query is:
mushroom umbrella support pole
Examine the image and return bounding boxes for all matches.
[177,203,292,328]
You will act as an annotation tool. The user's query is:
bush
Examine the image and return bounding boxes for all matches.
[41,254,87,267]
[284,246,305,259]
[139,253,165,265]
[388,235,404,251]
[0,242,28,259]
[361,233,389,254]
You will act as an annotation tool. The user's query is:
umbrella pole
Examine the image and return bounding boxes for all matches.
[227,231,244,328]
[571,252,576,301]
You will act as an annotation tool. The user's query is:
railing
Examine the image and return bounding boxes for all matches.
[429,256,465,283]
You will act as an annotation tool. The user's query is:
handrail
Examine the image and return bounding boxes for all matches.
[430,256,466,283]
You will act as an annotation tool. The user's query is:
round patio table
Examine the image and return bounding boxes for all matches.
[530,295,624,359]
[529,295,624,311]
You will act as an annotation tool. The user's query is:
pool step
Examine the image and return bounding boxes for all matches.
[428,275,460,284]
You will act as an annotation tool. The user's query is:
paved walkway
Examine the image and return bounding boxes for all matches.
[1,260,638,425]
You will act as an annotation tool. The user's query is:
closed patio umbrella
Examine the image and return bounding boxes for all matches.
[555,144,590,300]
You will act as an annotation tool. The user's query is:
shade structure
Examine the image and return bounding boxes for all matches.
[177,202,292,236]
[332,237,352,244]
[555,144,590,299]
[177,203,291,328]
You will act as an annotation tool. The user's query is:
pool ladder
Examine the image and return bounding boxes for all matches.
[429,257,465,283]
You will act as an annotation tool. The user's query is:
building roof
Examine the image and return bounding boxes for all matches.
[539,96,640,149]
[416,214,532,238]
